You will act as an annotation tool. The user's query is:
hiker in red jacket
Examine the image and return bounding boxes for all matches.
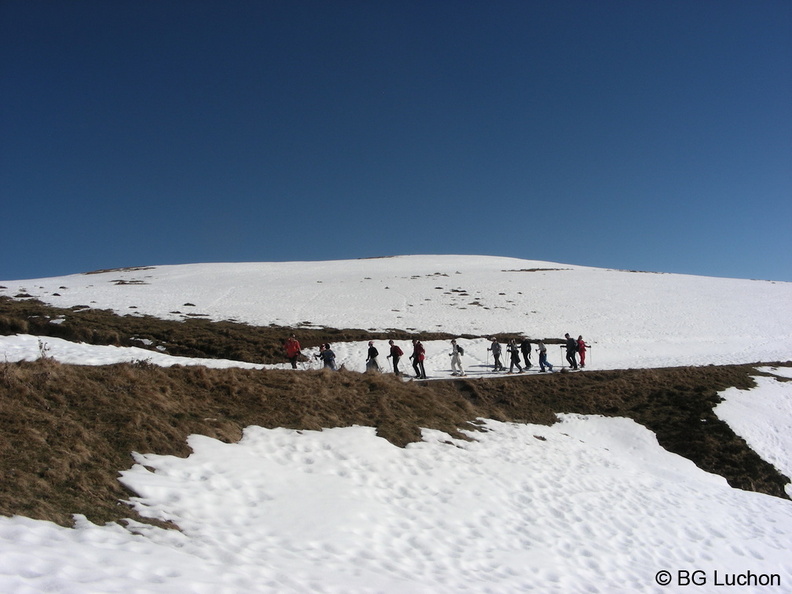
[410,339,427,379]
[387,340,404,375]
[284,335,302,369]
[577,336,589,368]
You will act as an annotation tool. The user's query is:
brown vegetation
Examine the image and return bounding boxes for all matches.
[1,296,790,530]
[0,296,478,364]
[1,357,790,528]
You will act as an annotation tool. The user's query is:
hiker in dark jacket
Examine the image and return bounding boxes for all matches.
[410,339,427,379]
[316,343,337,370]
[507,339,523,373]
[519,338,532,368]
[564,333,578,369]
[366,341,381,372]
[488,338,504,371]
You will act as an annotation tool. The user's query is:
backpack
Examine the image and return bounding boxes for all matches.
[457,345,464,355]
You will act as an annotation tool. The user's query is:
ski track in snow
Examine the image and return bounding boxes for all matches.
[1,256,791,592]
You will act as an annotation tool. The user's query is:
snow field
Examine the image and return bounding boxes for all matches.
[1,255,791,592]
[2,412,791,593]
[3,255,791,367]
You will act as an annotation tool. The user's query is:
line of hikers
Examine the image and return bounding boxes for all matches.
[283,333,589,377]
[283,336,428,377]
[487,334,588,373]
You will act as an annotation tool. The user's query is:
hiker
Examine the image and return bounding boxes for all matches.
[537,341,553,372]
[365,341,381,372]
[410,339,427,379]
[488,338,504,371]
[564,333,578,369]
[284,335,301,369]
[577,336,589,368]
[519,338,532,369]
[314,343,326,367]
[507,339,523,373]
[316,343,337,370]
[387,339,404,375]
[449,339,465,376]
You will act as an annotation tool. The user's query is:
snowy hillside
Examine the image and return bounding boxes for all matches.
[1,255,791,593]
[3,255,791,368]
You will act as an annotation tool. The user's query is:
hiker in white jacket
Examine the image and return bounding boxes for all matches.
[450,339,465,376]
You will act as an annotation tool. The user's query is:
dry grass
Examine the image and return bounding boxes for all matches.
[1,296,790,528]
[1,358,790,528]
[0,296,471,364]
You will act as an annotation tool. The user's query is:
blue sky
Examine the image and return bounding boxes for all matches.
[2,1,790,282]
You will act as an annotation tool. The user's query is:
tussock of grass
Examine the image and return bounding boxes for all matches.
[1,357,789,529]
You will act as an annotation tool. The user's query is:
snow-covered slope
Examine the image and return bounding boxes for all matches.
[2,256,792,592]
[4,255,791,368]
[2,405,792,593]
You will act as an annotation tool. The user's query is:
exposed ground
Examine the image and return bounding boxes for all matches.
[0,296,563,365]
[0,296,790,529]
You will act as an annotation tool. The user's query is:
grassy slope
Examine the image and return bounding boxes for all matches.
[0,297,790,528]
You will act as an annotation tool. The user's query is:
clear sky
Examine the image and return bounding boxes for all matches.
[2,1,790,282]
